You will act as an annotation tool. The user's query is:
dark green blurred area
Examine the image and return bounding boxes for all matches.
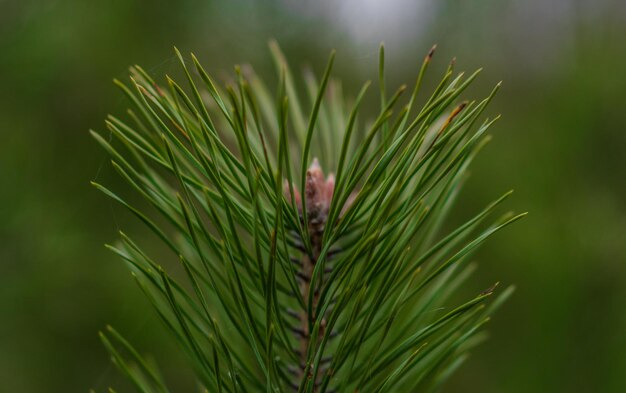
[1,0,625,391]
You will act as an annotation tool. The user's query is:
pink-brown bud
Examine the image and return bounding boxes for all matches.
[305,158,326,217]
[283,158,353,233]
[283,179,301,207]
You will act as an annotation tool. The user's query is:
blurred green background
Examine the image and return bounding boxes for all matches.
[1,0,625,391]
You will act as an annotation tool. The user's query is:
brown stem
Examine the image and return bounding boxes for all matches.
[296,233,326,391]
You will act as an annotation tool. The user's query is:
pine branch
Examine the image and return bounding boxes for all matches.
[93,42,524,393]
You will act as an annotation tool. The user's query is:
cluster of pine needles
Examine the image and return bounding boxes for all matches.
[92,41,524,392]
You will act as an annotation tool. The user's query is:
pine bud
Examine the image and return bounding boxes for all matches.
[284,159,352,232]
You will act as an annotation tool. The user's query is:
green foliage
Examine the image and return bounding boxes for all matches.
[92,42,524,392]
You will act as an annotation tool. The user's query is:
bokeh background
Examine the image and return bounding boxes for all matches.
[1,0,625,391]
